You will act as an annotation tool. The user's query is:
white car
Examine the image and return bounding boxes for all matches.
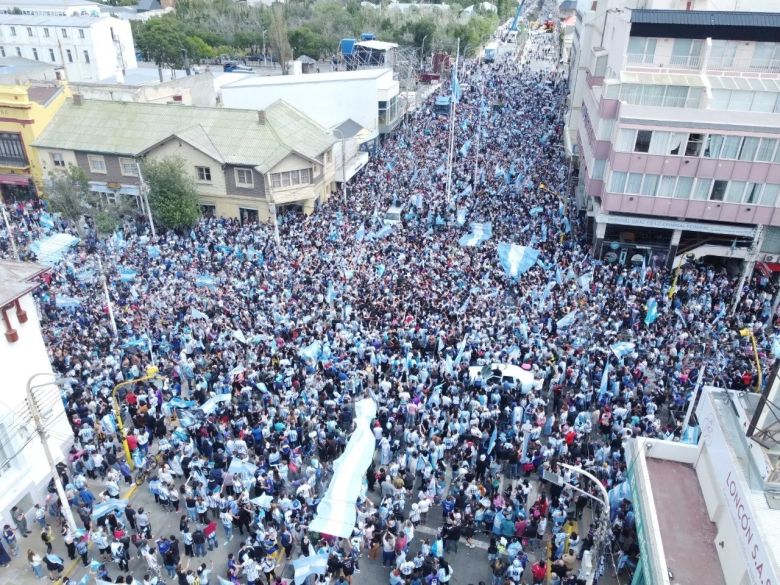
[469,363,535,394]
[382,206,403,226]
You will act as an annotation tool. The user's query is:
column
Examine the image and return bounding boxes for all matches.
[666,229,682,270]
[593,221,607,258]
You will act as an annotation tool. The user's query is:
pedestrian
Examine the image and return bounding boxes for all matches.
[2,524,20,557]
[0,540,10,567]
[125,504,137,531]
[40,524,53,554]
[76,536,89,567]
[11,506,31,537]
[28,549,44,578]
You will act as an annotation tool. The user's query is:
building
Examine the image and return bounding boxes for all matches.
[0,260,72,534]
[71,69,218,107]
[221,67,400,152]
[0,0,101,17]
[0,14,136,82]
[33,97,337,221]
[0,81,69,202]
[622,386,779,585]
[565,1,780,272]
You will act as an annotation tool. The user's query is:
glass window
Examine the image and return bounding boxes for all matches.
[710,40,736,68]
[196,166,211,182]
[642,85,665,106]
[756,138,777,162]
[658,176,676,198]
[626,173,643,194]
[671,38,702,67]
[627,37,656,64]
[674,176,693,199]
[720,136,741,159]
[752,92,776,113]
[641,174,658,196]
[730,91,753,111]
[300,168,312,183]
[725,181,745,203]
[87,154,106,173]
[693,178,711,200]
[704,134,723,158]
[686,88,703,108]
[665,86,688,108]
[119,158,137,176]
[649,131,670,155]
[616,129,635,152]
[620,84,641,104]
[61,28,67,38]
[83,50,90,64]
[281,172,291,187]
[710,89,730,110]
[685,133,704,157]
[0,132,27,166]
[592,159,606,180]
[50,152,65,167]
[668,133,687,155]
[48,48,55,62]
[43,28,49,38]
[738,137,759,161]
[15,47,20,57]
[751,42,780,71]
[79,29,85,39]
[634,130,652,153]
[271,174,281,188]
[743,183,761,204]
[66,49,73,63]
[32,48,38,61]
[235,168,253,187]
[26,26,32,36]
[710,180,728,201]
[609,171,627,192]
[290,171,301,186]
[761,184,779,206]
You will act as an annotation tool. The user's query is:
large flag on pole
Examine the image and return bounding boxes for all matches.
[497,243,540,278]
[451,63,461,102]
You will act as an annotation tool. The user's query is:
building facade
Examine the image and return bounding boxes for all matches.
[566,1,780,272]
[33,98,336,221]
[0,82,69,202]
[0,0,101,17]
[0,260,72,534]
[0,14,136,82]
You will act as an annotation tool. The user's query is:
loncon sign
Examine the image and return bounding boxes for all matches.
[698,393,778,585]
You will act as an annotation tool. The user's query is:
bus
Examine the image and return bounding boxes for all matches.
[483,42,499,63]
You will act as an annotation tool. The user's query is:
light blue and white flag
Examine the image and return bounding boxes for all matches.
[190,308,208,320]
[299,340,322,363]
[675,308,688,327]
[577,272,593,290]
[30,233,79,265]
[487,426,498,454]
[599,362,611,396]
[195,274,217,288]
[90,498,128,520]
[680,425,700,445]
[55,295,81,309]
[39,211,55,230]
[375,263,386,278]
[198,393,232,415]
[451,64,461,102]
[645,297,658,325]
[456,208,467,226]
[712,303,726,325]
[459,139,472,157]
[291,554,329,585]
[529,206,544,217]
[562,216,571,233]
[118,266,136,282]
[556,310,578,330]
[355,224,365,242]
[497,243,540,278]
[146,245,161,258]
[610,341,635,358]
[75,269,95,283]
[369,226,392,240]
[459,222,493,247]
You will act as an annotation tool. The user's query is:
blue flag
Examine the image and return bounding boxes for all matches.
[497,243,540,278]
[118,266,136,282]
[610,341,635,358]
[645,297,658,325]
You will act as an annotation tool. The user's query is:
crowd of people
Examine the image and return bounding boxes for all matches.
[1,8,778,585]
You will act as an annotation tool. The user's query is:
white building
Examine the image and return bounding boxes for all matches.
[622,387,779,585]
[0,260,72,530]
[0,14,136,82]
[0,0,101,17]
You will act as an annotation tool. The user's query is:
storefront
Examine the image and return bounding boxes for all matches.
[0,173,35,203]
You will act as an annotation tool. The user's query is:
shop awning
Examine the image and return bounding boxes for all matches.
[0,173,30,186]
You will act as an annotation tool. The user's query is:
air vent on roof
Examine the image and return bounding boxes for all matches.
[258,110,266,124]
[72,94,83,106]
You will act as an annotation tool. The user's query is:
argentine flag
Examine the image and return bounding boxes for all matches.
[497,243,540,278]
[291,553,329,585]
[610,341,635,358]
[459,222,493,247]
[645,297,659,325]
[118,266,136,282]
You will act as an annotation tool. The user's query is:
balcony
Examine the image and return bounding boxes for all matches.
[626,53,702,72]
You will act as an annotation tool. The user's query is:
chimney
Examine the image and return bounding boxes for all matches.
[72,93,83,106]
[258,110,266,124]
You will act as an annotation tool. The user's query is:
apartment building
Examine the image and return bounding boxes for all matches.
[33,98,336,221]
[0,0,101,17]
[0,14,136,82]
[566,0,780,272]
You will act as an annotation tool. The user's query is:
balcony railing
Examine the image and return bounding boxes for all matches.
[626,53,701,70]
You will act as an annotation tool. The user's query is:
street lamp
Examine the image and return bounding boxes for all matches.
[332,129,347,206]
[112,365,161,469]
[26,373,79,532]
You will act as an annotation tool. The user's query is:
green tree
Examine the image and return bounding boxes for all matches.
[269,2,293,72]
[289,26,327,59]
[185,35,216,60]
[141,157,201,231]
[135,17,189,79]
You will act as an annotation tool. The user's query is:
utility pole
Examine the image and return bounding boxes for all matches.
[26,374,78,533]
[445,39,460,204]
[333,129,347,206]
[135,161,157,239]
[96,255,117,338]
[1,203,20,261]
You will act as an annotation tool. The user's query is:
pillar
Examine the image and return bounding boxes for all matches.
[593,221,607,258]
[666,229,682,270]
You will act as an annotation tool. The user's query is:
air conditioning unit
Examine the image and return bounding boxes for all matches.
[764,255,776,262]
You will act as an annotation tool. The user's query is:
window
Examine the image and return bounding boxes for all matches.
[756,138,777,162]
[87,154,106,173]
[720,136,741,159]
[201,204,216,218]
[83,50,89,64]
[235,168,253,187]
[61,28,67,38]
[26,26,32,37]
[66,49,73,63]
[620,84,701,108]
[751,42,780,72]
[0,422,15,475]
[761,184,780,206]
[48,48,55,62]
[668,132,686,156]
[300,168,312,184]
[78,29,84,39]
[196,166,211,182]
[710,180,728,201]
[634,130,652,153]
[50,152,65,167]
[671,38,703,67]
[15,47,20,57]
[281,172,291,187]
[693,178,711,200]
[616,129,635,152]
[709,40,736,68]
[658,176,676,198]
[591,159,606,180]
[593,54,607,76]
[626,173,643,194]
[648,131,670,155]
[640,174,659,196]
[271,174,281,188]
[704,134,723,158]
[609,171,627,193]
[43,27,49,38]
[627,37,656,64]
[738,137,759,161]
[119,158,138,177]
[32,48,38,61]
[0,132,28,166]
[744,183,761,204]
[674,176,693,199]
[725,181,746,203]
[685,133,704,157]
[270,169,312,188]
[10,26,15,36]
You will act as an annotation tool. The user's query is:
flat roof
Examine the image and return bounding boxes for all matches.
[0,13,106,26]
[646,458,726,585]
[0,0,99,6]
[631,9,780,28]
[355,40,398,51]
[27,84,61,105]
[222,68,392,89]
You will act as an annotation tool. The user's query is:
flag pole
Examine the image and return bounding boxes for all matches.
[445,38,460,205]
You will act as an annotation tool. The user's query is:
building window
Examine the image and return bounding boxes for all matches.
[751,42,780,72]
[620,84,701,108]
[10,26,15,36]
[0,422,15,475]
[609,171,627,193]
[61,28,67,38]
[627,37,656,64]
[119,158,138,177]
[738,137,759,161]
[43,27,49,38]
[87,154,106,173]
[710,180,728,201]
[49,48,55,62]
[743,183,761,204]
[761,184,780,206]
[692,179,711,200]
[685,133,704,157]
[703,134,723,158]
[234,168,254,187]
[377,96,398,127]
[670,38,702,68]
[15,47,20,57]
[270,169,312,189]
[720,136,742,159]
[756,138,778,162]
[709,40,736,69]
[32,48,38,61]
[26,26,32,36]
[634,130,652,153]
[83,50,89,64]
[51,152,65,167]
[201,204,216,217]
[78,29,84,39]
[0,132,28,166]
[196,166,211,182]
[66,49,73,63]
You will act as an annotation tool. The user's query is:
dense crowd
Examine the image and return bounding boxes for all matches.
[0,13,777,585]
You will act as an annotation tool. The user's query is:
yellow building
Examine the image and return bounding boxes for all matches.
[0,82,69,203]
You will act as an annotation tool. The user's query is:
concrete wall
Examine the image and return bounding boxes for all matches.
[72,72,218,107]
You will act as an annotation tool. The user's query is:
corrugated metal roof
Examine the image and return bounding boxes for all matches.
[631,9,780,28]
[34,99,335,173]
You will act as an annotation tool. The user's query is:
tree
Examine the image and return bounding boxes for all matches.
[141,157,201,231]
[185,35,216,60]
[289,26,327,60]
[269,2,293,73]
[135,17,189,80]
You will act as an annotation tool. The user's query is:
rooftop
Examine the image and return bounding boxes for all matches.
[0,13,108,26]
[34,98,335,173]
[630,9,780,28]
[0,57,58,84]
[26,83,61,105]
[646,458,726,585]
[222,68,393,89]
[0,260,47,307]
[0,0,99,6]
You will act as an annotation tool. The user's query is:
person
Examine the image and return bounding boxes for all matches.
[0,540,10,567]
[381,531,396,567]
[28,549,44,578]
[76,535,89,567]
[2,524,19,557]
[11,506,31,537]
[43,552,65,580]
[437,559,453,584]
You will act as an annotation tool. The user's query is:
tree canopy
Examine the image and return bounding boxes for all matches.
[141,157,201,231]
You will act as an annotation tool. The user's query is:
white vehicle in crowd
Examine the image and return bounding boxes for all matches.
[383,205,403,226]
[469,363,535,394]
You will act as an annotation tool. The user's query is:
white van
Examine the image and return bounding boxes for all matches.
[383,206,403,226]
[469,363,535,394]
